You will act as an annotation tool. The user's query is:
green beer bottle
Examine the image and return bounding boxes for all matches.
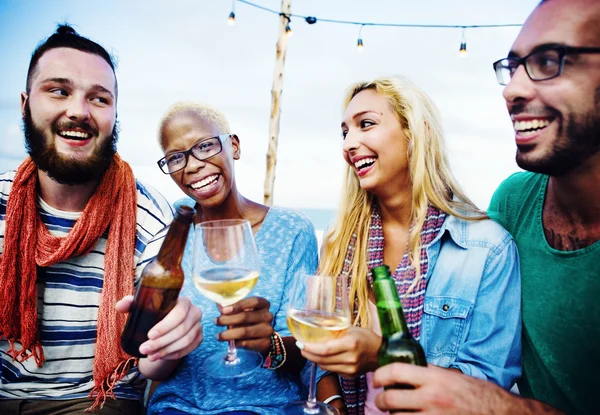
[372,264,427,389]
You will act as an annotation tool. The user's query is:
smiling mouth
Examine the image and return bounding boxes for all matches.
[190,174,219,189]
[513,118,552,137]
[354,157,376,172]
[57,130,92,140]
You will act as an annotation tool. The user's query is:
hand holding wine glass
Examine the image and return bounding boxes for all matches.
[283,273,351,415]
[193,219,262,378]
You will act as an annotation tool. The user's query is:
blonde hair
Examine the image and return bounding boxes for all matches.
[158,101,231,148]
[319,75,485,328]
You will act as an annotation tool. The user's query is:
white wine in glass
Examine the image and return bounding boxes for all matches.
[283,274,351,415]
[193,219,262,378]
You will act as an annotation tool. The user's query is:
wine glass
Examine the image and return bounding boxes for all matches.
[192,219,262,378]
[283,274,351,415]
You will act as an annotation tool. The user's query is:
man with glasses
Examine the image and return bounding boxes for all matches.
[370,1,599,414]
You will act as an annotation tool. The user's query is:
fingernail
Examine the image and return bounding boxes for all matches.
[148,330,157,339]
[296,341,304,350]
[222,306,233,314]
[139,345,148,355]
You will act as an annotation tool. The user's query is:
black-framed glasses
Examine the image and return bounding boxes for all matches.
[157,134,231,174]
[493,45,600,86]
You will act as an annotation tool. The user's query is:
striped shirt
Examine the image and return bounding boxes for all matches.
[0,169,174,401]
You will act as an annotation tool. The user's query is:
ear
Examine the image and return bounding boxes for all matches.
[20,92,28,116]
[231,134,241,160]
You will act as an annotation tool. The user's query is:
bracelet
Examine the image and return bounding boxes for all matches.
[262,331,286,370]
[323,394,343,404]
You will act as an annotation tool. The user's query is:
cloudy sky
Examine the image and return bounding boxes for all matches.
[0,0,539,210]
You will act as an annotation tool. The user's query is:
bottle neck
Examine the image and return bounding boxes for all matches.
[373,276,410,338]
[155,215,191,267]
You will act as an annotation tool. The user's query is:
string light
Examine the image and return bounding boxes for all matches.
[228,0,236,25]
[459,28,467,57]
[357,25,364,51]
[235,0,522,54]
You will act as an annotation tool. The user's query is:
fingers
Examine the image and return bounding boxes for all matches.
[216,307,273,327]
[150,323,203,361]
[115,295,134,313]
[220,296,271,315]
[372,363,432,388]
[218,322,273,342]
[233,337,272,354]
[140,297,203,360]
[374,388,419,413]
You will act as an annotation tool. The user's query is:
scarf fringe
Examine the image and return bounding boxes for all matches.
[86,357,137,412]
[6,339,45,367]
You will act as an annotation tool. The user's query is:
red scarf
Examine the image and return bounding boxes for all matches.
[0,155,138,411]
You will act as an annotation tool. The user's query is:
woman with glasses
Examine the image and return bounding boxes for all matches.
[297,76,522,414]
[142,102,341,415]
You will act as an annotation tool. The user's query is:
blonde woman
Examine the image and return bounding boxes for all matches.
[299,76,522,415]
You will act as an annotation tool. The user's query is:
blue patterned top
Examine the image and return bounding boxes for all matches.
[148,201,319,415]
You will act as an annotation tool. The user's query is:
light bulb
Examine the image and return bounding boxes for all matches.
[228,11,235,26]
[357,38,364,51]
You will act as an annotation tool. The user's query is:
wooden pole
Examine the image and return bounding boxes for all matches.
[263,0,292,206]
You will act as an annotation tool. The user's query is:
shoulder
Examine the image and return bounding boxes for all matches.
[0,169,17,196]
[491,171,544,203]
[134,178,174,229]
[267,206,316,234]
[445,215,514,254]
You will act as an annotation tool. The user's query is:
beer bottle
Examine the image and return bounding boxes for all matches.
[372,264,427,389]
[121,205,196,357]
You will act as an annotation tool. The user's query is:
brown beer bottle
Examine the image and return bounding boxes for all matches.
[121,205,196,357]
[372,265,427,393]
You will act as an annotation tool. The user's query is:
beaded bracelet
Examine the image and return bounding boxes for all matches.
[263,331,286,370]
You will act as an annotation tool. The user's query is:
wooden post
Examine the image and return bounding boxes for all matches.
[263,0,292,206]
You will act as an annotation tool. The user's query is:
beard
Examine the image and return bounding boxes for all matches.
[516,88,600,176]
[22,102,118,185]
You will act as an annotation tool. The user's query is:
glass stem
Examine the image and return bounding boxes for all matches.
[306,361,318,408]
[226,326,239,364]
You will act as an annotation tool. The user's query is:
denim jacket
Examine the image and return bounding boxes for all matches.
[421,214,522,388]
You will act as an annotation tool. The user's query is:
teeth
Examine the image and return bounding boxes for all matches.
[513,119,550,132]
[191,174,218,189]
[59,130,90,139]
[354,157,376,169]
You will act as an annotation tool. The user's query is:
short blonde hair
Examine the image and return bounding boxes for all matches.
[158,101,231,148]
[319,75,485,328]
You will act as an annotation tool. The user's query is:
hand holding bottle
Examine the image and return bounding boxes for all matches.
[116,295,203,362]
[372,363,522,415]
[298,326,382,377]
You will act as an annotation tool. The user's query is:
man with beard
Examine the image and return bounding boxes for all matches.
[368,1,600,415]
[0,25,203,414]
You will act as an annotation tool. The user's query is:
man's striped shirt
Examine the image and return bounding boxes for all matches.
[0,169,174,401]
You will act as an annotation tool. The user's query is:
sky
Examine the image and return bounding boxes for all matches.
[0,0,540,211]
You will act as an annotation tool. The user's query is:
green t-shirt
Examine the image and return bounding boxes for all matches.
[488,172,600,415]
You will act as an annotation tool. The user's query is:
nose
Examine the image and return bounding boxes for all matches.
[502,64,536,106]
[343,130,360,153]
[65,95,91,121]
[183,152,206,174]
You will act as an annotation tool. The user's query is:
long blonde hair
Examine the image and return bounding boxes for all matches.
[319,75,485,328]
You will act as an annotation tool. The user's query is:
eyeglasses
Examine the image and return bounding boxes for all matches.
[157,134,231,174]
[493,45,600,86]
